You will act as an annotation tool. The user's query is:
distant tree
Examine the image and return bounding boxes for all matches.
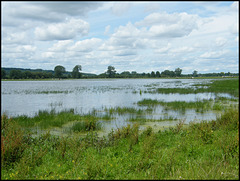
[175,68,182,77]
[1,69,6,79]
[151,71,155,77]
[161,70,175,77]
[54,65,65,79]
[121,71,131,78]
[23,71,33,79]
[156,71,161,77]
[10,69,23,79]
[106,65,116,78]
[72,65,82,78]
[192,70,198,77]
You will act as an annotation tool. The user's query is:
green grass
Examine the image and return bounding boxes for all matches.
[1,108,239,180]
[137,99,212,113]
[105,106,147,115]
[147,78,239,97]
[11,109,102,130]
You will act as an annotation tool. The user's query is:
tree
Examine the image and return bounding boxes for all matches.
[175,68,182,77]
[192,70,198,77]
[54,65,65,79]
[161,70,175,77]
[1,69,6,79]
[151,71,155,77]
[156,71,161,77]
[10,69,23,79]
[106,66,116,78]
[72,65,82,78]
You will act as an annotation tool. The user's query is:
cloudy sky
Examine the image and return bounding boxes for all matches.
[1,1,239,74]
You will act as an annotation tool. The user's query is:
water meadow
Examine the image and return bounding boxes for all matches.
[1,78,239,179]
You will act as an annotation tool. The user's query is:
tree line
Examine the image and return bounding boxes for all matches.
[1,65,238,79]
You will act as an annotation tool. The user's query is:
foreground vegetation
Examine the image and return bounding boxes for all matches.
[1,107,239,180]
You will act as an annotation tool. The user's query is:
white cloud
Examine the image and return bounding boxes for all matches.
[35,18,89,41]
[215,37,227,47]
[200,50,229,59]
[2,32,31,45]
[69,38,102,52]
[104,25,111,35]
[170,46,194,53]
[111,3,131,16]
[49,40,74,52]
[136,12,199,38]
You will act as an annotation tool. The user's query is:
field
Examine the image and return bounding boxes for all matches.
[1,78,239,180]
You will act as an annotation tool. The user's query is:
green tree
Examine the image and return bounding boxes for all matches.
[175,68,182,77]
[1,69,6,79]
[151,71,155,77]
[106,66,116,78]
[161,70,175,77]
[156,71,161,77]
[10,69,23,79]
[72,65,82,78]
[192,70,198,77]
[54,65,65,79]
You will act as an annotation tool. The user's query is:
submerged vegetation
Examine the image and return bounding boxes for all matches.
[1,108,239,179]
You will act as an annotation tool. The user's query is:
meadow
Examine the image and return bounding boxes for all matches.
[1,78,239,180]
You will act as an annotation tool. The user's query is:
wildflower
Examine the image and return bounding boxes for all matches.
[221,172,224,175]
[78,177,81,179]
[179,176,182,178]
[72,160,75,163]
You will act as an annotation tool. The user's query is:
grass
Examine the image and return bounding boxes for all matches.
[147,78,239,97]
[127,116,178,123]
[137,99,213,113]
[105,106,149,115]
[1,108,239,179]
[11,109,103,131]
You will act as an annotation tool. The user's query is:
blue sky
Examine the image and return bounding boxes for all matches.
[1,1,239,74]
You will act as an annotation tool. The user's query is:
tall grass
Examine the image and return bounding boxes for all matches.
[1,108,238,180]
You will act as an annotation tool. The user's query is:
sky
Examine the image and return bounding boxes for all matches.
[1,1,239,75]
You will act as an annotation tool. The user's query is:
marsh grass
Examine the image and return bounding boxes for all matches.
[11,109,103,131]
[105,106,146,115]
[137,99,212,113]
[1,108,239,180]
[70,120,102,133]
[146,78,239,97]
[127,116,177,123]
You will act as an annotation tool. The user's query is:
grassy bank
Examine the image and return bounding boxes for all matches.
[1,108,239,180]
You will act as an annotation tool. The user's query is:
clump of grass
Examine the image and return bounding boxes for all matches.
[70,120,102,132]
[137,99,211,113]
[106,107,144,115]
[11,109,103,130]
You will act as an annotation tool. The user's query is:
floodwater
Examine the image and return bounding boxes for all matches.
[1,78,234,135]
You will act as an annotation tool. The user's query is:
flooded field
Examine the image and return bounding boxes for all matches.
[1,78,238,136]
